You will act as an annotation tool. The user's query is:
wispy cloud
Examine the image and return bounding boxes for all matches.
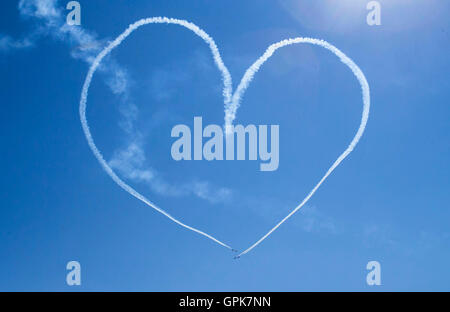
[6,1,232,205]
[362,224,398,248]
[108,140,232,204]
[109,141,155,183]
[297,205,337,234]
[0,35,34,51]
[188,181,232,204]
[19,0,59,18]
[245,196,337,235]
[5,0,127,95]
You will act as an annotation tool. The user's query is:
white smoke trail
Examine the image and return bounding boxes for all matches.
[79,17,234,250]
[235,38,370,257]
[80,17,370,256]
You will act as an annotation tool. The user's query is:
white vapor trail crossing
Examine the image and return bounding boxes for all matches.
[79,17,234,251]
[234,38,370,257]
[79,17,370,257]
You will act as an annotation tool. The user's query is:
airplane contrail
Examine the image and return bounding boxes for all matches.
[234,38,370,257]
[79,17,234,251]
[79,17,370,257]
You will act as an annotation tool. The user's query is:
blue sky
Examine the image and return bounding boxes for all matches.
[0,0,449,291]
